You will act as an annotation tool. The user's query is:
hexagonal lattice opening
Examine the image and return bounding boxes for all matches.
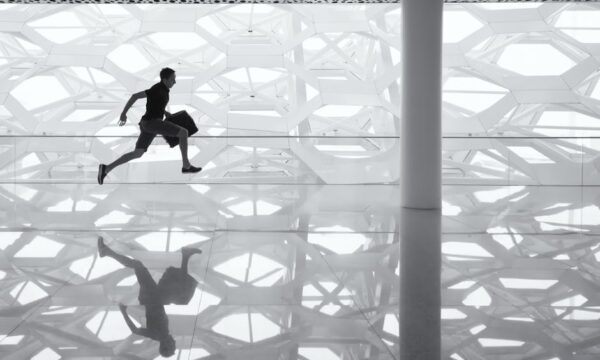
[556,10,600,43]
[86,310,135,342]
[227,200,281,216]
[442,308,467,320]
[154,348,209,360]
[477,3,541,10]
[443,76,507,113]
[443,11,483,43]
[533,110,600,137]
[212,313,280,342]
[135,231,208,252]
[70,255,124,280]
[478,338,525,347]
[214,252,286,286]
[14,236,64,258]
[462,286,491,307]
[497,43,576,76]
[442,242,493,258]
[107,44,151,73]
[308,226,367,254]
[28,11,90,44]
[10,281,48,305]
[222,67,284,85]
[146,32,207,52]
[31,347,60,360]
[62,109,110,123]
[298,348,340,360]
[10,76,71,111]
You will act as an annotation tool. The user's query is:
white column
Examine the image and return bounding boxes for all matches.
[400,0,443,359]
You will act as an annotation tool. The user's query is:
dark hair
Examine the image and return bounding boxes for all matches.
[160,67,175,80]
[159,336,176,357]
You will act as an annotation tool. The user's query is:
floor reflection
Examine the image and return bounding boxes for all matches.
[98,236,202,357]
[3,185,600,359]
[0,227,397,359]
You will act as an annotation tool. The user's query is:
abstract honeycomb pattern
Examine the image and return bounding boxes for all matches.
[443,2,600,186]
[3,3,600,360]
[0,4,400,360]
[441,3,600,359]
[0,4,401,185]
[442,184,600,360]
[0,183,399,360]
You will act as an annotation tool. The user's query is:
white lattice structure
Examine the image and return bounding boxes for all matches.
[5,2,600,360]
[441,3,600,360]
[0,4,400,360]
[442,3,600,187]
[0,4,401,185]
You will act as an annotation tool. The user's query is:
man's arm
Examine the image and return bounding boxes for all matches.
[119,91,147,126]
[119,304,150,337]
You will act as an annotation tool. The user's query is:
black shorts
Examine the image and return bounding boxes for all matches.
[135,119,182,151]
[134,265,161,305]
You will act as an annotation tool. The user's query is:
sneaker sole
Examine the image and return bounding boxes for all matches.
[98,165,105,185]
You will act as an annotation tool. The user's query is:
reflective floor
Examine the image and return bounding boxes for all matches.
[1,184,600,359]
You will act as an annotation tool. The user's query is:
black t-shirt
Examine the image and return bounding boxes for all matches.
[144,304,169,340]
[141,82,169,121]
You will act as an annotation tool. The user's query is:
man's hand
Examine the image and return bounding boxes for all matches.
[119,113,127,126]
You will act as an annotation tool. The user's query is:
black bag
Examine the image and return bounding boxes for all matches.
[157,267,198,305]
[162,111,198,147]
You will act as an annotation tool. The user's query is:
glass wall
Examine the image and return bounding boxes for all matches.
[3,3,600,359]
[442,3,600,360]
[0,4,400,360]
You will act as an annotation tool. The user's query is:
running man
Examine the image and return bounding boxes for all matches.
[97,236,202,357]
[97,67,201,185]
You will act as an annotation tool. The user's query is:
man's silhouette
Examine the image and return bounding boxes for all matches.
[97,236,202,357]
[97,67,201,185]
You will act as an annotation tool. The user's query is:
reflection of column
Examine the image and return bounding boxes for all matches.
[400,208,441,359]
[400,0,442,360]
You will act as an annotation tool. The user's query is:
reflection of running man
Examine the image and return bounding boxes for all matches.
[97,67,201,185]
[97,236,202,357]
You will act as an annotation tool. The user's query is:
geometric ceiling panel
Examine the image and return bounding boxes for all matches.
[443,3,600,186]
[0,4,401,185]
[6,2,600,360]
[497,43,576,76]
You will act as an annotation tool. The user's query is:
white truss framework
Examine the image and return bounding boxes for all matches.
[0,4,400,360]
[0,4,401,185]
[3,3,600,360]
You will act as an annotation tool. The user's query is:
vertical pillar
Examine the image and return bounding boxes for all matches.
[400,0,443,360]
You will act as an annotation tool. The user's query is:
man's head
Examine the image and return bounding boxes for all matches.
[160,68,176,89]
[159,335,176,357]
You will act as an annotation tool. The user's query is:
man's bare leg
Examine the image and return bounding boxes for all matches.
[177,129,201,173]
[178,129,190,169]
[98,149,145,184]
[180,247,202,273]
[106,149,145,174]
[98,236,139,268]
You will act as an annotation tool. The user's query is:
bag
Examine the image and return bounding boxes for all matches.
[162,111,198,147]
[157,267,198,305]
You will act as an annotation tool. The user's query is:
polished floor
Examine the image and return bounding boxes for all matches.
[4,2,600,359]
[1,183,599,359]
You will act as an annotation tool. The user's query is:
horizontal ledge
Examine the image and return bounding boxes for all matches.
[0,181,400,185]
[0,228,400,234]
[0,135,399,139]
[4,181,600,187]
[444,183,600,187]
[2,229,596,237]
[1,0,585,3]
[2,135,600,139]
